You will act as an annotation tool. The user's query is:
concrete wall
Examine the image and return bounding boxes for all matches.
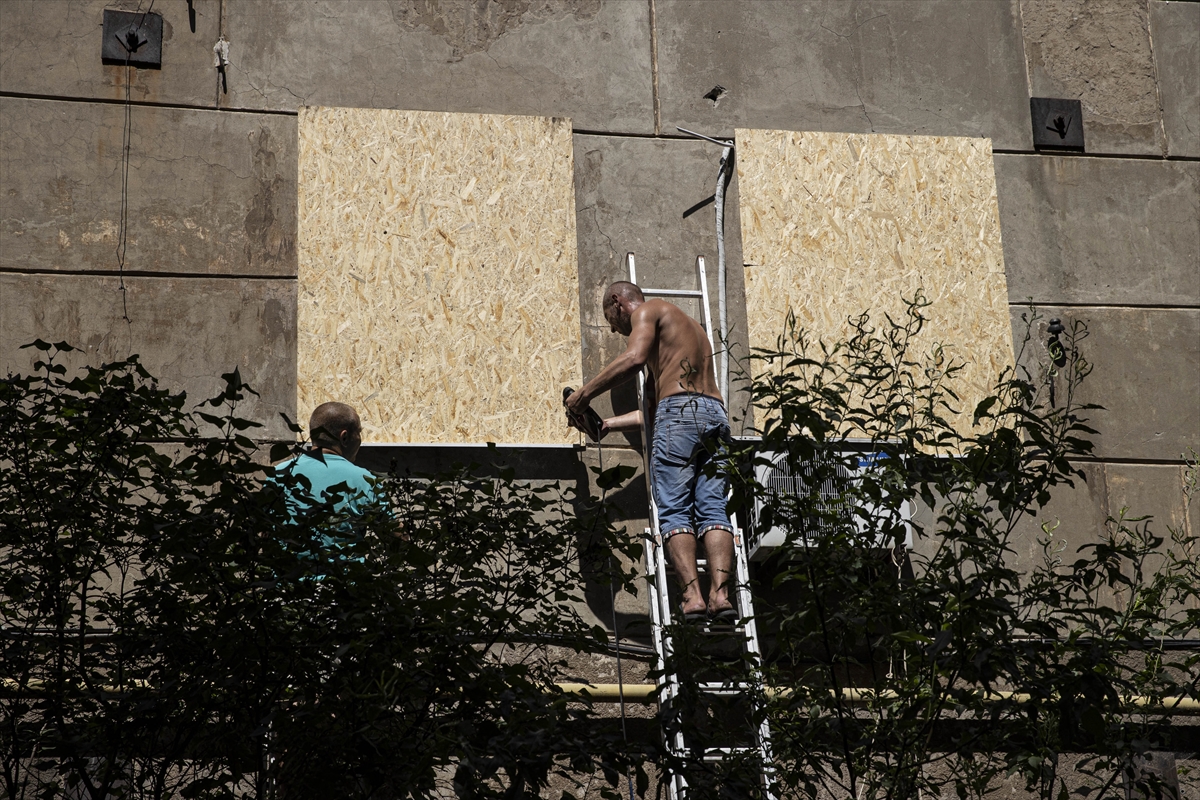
[1,0,1197,726]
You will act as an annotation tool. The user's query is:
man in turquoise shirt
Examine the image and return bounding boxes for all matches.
[274,402,388,560]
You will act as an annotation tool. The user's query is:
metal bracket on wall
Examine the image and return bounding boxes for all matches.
[101,9,163,69]
[1030,97,1085,152]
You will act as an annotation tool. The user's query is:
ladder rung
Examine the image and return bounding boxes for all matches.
[641,288,704,299]
[698,682,755,695]
[687,622,747,634]
[701,746,758,762]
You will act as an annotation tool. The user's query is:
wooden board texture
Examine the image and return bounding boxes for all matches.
[736,130,1015,436]
[298,107,581,444]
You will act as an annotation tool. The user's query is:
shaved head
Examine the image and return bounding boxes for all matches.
[309,402,361,452]
[602,281,644,315]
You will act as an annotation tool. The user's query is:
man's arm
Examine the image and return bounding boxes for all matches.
[600,363,656,436]
[566,305,657,413]
[602,409,642,433]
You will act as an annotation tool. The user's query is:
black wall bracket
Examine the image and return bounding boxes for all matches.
[101,9,163,69]
[1030,97,1085,152]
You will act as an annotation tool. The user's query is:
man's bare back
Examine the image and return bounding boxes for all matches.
[632,299,722,402]
[564,284,722,414]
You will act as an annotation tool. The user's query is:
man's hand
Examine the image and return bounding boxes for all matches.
[565,388,587,415]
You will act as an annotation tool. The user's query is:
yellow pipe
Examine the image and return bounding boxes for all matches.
[555,682,656,701]
[555,683,1200,714]
[7,677,1197,715]
[2,677,150,694]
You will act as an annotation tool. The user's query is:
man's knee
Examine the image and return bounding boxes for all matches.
[697,523,732,543]
[663,526,696,542]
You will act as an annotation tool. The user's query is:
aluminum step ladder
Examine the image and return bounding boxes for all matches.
[626,252,776,800]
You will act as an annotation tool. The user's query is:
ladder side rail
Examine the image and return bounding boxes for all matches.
[642,528,675,699]
[640,288,705,299]
[694,254,757,800]
[731,512,778,799]
[647,534,687,800]
[730,514,759,646]
[628,255,659,525]
[699,250,754,670]
[629,254,671,664]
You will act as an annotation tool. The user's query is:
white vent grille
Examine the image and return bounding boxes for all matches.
[749,449,912,560]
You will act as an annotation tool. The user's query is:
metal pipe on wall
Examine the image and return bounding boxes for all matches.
[676,127,736,401]
[715,145,733,402]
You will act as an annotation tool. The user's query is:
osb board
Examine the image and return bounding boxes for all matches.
[298,107,581,444]
[737,130,1015,437]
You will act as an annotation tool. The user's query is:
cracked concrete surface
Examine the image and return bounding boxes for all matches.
[0,96,296,277]
[219,0,652,133]
[388,0,601,58]
[1021,0,1165,155]
[1150,0,1200,158]
[995,155,1200,306]
[0,0,223,106]
[0,273,298,439]
[655,0,1031,149]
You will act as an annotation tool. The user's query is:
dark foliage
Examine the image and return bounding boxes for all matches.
[1,341,646,799]
[4,298,1195,800]
[717,297,1199,799]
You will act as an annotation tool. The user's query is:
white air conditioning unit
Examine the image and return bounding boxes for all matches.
[748,449,913,561]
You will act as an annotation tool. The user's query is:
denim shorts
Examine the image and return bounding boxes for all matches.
[651,394,733,541]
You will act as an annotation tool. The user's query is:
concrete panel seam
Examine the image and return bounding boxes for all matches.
[568,140,1200,160]
[1013,301,1200,311]
[216,0,227,110]
[1016,0,1035,99]
[1184,464,1195,542]
[648,0,660,136]
[0,90,298,117]
[1071,457,1198,468]
[1100,462,1113,524]
[0,268,299,282]
[992,146,1200,162]
[1145,0,1171,158]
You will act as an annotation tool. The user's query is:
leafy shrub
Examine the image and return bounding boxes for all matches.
[721,298,1198,800]
[1,341,645,800]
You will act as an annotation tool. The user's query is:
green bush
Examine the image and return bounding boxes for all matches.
[723,298,1198,800]
[4,298,1194,800]
[0,341,645,800]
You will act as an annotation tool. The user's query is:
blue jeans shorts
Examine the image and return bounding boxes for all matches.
[652,394,733,542]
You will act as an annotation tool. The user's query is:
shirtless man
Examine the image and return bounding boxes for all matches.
[566,281,736,622]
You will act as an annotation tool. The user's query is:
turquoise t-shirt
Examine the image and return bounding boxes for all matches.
[273,451,386,553]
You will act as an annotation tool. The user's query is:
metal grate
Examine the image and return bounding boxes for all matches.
[757,455,855,536]
[751,450,913,558]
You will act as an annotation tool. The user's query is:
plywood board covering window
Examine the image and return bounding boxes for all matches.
[298,107,581,444]
[736,130,1015,437]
